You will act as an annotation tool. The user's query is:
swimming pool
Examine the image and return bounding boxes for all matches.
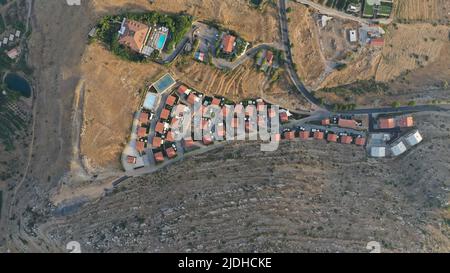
[156,33,167,50]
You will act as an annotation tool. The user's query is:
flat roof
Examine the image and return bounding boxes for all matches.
[152,74,176,93]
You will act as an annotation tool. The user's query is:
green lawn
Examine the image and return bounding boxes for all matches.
[363,0,374,17]
[378,2,393,17]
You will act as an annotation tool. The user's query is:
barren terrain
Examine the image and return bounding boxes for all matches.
[394,0,450,23]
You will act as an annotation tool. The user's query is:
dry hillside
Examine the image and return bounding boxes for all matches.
[394,0,450,23]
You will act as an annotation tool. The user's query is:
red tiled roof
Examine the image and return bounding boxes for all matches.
[178,85,188,95]
[166,131,175,142]
[269,108,277,118]
[379,118,395,129]
[187,93,199,105]
[266,51,274,64]
[166,147,177,159]
[314,131,324,140]
[155,122,165,134]
[183,138,195,148]
[127,156,136,164]
[340,135,353,144]
[284,131,295,140]
[370,38,384,46]
[136,141,145,153]
[355,137,366,146]
[211,98,221,106]
[273,133,281,142]
[170,117,179,128]
[160,109,171,120]
[258,116,267,127]
[280,112,289,123]
[222,34,236,53]
[245,121,254,132]
[327,133,338,142]
[338,119,357,129]
[139,112,149,124]
[321,119,330,126]
[152,136,162,148]
[166,95,177,106]
[299,131,310,140]
[154,152,164,163]
[398,116,414,128]
[137,127,147,138]
[202,135,213,145]
[118,19,150,53]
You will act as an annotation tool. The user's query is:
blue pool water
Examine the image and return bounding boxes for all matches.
[153,74,175,93]
[156,34,167,50]
[4,73,31,98]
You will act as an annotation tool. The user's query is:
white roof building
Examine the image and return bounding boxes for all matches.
[9,34,14,41]
[15,30,21,38]
[371,146,386,158]
[3,37,8,44]
[405,130,423,146]
[349,30,357,42]
[390,141,407,156]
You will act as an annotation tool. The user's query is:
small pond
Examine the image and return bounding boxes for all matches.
[4,73,31,98]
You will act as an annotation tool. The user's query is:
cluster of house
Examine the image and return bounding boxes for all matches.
[281,117,366,146]
[118,18,169,56]
[348,24,385,47]
[370,115,423,158]
[0,30,22,60]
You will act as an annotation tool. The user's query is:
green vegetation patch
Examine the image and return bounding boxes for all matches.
[363,0,374,17]
[95,11,193,62]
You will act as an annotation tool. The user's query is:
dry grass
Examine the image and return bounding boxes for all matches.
[394,0,450,23]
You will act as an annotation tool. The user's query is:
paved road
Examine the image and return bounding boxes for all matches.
[342,104,450,115]
[294,0,393,25]
[278,0,329,110]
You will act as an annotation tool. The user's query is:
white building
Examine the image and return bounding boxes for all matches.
[405,130,423,146]
[349,30,357,43]
[371,146,386,158]
[390,141,407,156]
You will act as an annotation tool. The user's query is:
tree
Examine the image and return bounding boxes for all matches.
[391,101,401,108]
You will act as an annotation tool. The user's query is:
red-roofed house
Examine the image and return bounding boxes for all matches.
[268,109,277,119]
[314,131,324,140]
[222,34,236,54]
[137,127,147,138]
[299,131,310,140]
[202,135,213,145]
[379,118,395,129]
[166,131,175,142]
[211,98,221,107]
[257,102,266,112]
[273,133,281,142]
[284,131,295,140]
[338,119,358,129]
[127,156,137,164]
[187,93,200,105]
[280,112,289,123]
[160,109,171,120]
[152,136,162,148]
[398,116,414,128]
[340,135,353,144]
[155,122,165,134]
[139,112,149,124]
[154,152,164,163]
[118,18,150,53]
[136,141,145,153]
[183,138,195,148]
[166,147,177,159]
[234,104,244,115]
[327,133,338,142]
[355,137,366,146]
[166,95,177,107]
[246,106,255,117]
[178,85,188,95]
[266,51,274,65]
[370,38,384,47]
[321,119,330,126]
